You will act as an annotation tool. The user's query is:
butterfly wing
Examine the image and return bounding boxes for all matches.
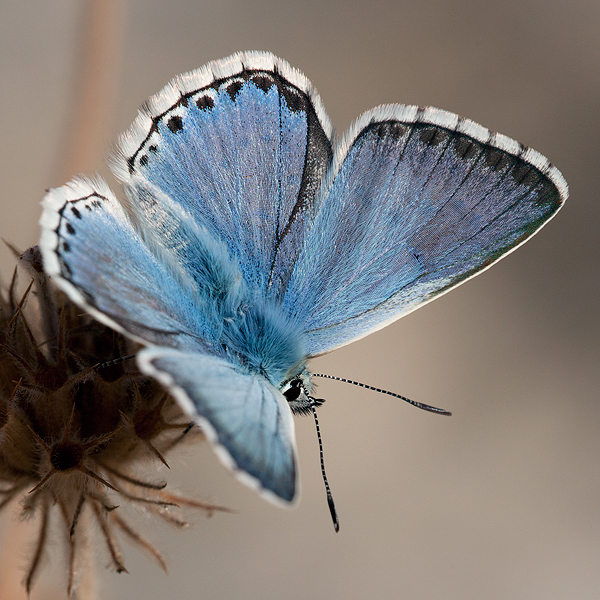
[137,347,298,504]
[111,51,333,298]
[284,106,568,356]
[40,177,213,351]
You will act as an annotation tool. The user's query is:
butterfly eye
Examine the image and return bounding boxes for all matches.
[282,380,302,402]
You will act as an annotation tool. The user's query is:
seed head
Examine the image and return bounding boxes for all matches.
[0,246,225,596]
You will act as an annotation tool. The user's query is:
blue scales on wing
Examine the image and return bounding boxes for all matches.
[113,53,333,299]
[285,107,567,356]
[138,348,298,503]
[40,177,213,352]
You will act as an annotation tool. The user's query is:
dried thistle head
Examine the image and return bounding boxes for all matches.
[0,246,223,596]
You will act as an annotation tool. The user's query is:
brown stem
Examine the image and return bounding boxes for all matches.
[55,0,126,184]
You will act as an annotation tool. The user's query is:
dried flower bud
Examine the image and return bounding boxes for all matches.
[0,246,225,596]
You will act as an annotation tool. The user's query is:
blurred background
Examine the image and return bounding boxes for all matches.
[0,0,598,598]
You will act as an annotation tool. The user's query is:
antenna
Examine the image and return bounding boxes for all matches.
[312,374,451,416]
[309,398,339,532]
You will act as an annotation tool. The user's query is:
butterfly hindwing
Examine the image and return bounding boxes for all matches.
[40,177,211,351]
[137,347,298,503]
[285,106,567,356]
[112,51,333,298]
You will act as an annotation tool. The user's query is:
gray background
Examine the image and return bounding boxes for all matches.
[0,0,598,599]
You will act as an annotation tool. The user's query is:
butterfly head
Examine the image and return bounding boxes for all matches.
[280,369,322,416]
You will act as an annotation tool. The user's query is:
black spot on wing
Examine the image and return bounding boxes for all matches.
[167,115,183,133]
[226,80,244,100]
[280,84,305,112]
[454,135,482,160]
[532,176,561,210]
[483,146,511,171]
[196,95,214,110]
[251,73,276,92]
[369,121,406,140]
[511,156,534,185]
[418,124,450,146]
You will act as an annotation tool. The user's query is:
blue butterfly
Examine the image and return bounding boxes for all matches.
[40,51,567,507]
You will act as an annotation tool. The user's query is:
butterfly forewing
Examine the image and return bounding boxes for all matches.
[114,52,333,298]
[285,107,566,356]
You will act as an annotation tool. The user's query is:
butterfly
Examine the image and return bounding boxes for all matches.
[40,51,567,508]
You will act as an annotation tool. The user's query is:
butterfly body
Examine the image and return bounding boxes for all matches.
[40,52,567,506]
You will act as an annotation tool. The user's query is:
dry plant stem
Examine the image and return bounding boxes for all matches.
[71,510,98,600]
[57,499,98,600]
[57,497,78,596]
[159,491,236,515]
[91,501,128,574]
[56,0,125,182]
[99,463,167,490]
[25,495,50,594]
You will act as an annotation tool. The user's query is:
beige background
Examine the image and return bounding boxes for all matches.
[1,0,598,598]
